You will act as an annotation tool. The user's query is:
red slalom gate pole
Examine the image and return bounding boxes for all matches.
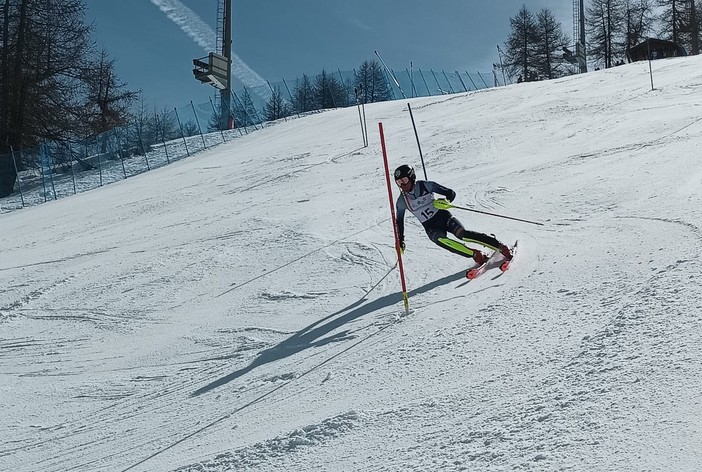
[378,122,409,316]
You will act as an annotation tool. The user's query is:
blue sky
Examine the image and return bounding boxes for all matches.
[85,1,573,109]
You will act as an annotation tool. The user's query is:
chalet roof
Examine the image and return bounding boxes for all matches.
[627,38,687,61]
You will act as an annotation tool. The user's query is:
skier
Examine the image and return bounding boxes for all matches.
[394,164,513,266]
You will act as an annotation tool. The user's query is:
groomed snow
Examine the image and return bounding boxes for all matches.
[2,55,702,472]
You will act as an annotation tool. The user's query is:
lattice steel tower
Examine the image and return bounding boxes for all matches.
[215,0,232,128]
[573,0,587,73]
[192,0,232,127]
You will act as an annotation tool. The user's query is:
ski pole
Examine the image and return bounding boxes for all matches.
[434,199,544,226]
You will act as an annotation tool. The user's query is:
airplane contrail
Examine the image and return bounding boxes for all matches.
[149,0,268,91]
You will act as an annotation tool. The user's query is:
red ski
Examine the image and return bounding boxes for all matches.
[499,240,519,272]
[466,240,518,280]
[466,250,502,280]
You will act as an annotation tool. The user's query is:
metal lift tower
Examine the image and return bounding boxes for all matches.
[573,0,587,73]
[217,0,232,128]
[192,0,233,129]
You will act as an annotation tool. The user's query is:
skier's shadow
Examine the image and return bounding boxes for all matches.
[192,270,465,396]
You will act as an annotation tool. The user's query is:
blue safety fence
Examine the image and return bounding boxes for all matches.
[0,66,504,213]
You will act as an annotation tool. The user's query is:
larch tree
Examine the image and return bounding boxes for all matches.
[587,0,625,68]
[353,60,391,103]
[622,0,656,52]
[533,8,571,79]
[503,5,540,82]
[313,69,348,109]
[263,85,291,121]
[0,0,132,197]
[657,0,701,55]
[82,48,139,153]
[82,48,138,138]
[291,74,316,113]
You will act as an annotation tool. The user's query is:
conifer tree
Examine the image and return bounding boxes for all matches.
[622,0,655,52]
[533,9,570,79]
[0,0,134,197]
[587,0,626,68]
[291,74,316,113]
[313,70,348,109]
[264,85,291,121]
[231,88,259,127]
[503,6,540,81]
[82,48,139,136]
[657,0,701,55]
[353,60,391,103]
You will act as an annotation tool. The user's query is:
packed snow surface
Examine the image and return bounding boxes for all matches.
[2,56,702,471]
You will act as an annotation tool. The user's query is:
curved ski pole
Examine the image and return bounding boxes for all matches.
[434,198,544,226]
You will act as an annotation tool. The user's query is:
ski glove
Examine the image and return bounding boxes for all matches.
[448,190,456,202]
[399,240,406,254]
[433,198,451,210]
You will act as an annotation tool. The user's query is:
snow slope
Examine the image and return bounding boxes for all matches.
[2,55,702,472]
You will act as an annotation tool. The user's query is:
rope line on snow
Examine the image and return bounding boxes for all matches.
[214,218,391,298]
[120,262,401,472]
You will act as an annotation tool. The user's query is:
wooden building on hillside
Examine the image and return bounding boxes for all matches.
[627,38,687,62]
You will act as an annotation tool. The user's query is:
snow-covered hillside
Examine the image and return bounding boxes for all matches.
[2,56,702,472]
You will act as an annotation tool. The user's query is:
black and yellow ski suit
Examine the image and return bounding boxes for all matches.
[395,180,505,260]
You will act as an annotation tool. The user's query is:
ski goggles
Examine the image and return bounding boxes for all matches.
[395,177,411,185]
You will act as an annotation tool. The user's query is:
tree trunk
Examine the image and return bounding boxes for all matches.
[0,0,29,197]
[0,1,12,197]
[691,1,700,54]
